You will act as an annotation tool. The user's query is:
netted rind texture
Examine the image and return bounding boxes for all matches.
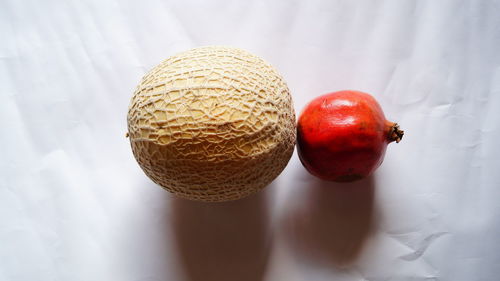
[127,46,296,202]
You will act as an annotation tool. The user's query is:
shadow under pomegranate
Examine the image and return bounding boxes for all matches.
[283,172,375,268]
[171,186,272,281]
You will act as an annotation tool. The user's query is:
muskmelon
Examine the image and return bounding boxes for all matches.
[127,46,295,202]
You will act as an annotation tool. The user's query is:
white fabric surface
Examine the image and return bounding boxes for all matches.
[1,0,500,280]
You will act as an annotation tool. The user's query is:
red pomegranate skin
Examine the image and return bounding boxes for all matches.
[297,90,402,182]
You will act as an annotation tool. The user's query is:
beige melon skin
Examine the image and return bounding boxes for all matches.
[127,46,296,202]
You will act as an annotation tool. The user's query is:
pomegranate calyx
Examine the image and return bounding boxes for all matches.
[389,123,404,143]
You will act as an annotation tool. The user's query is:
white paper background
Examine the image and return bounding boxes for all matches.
[1,0,500,280]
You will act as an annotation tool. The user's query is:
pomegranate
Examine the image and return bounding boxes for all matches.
[297,90,403,182]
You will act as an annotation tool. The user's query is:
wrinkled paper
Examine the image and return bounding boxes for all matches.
[1,0,500,280]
